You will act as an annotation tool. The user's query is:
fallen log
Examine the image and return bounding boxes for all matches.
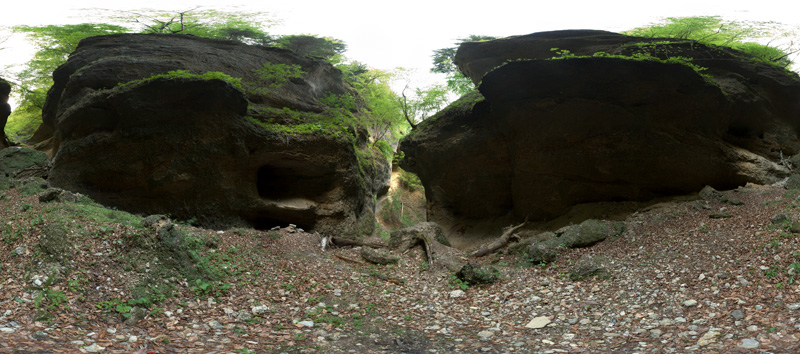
[469,219,528,257]
[330,237,388,249]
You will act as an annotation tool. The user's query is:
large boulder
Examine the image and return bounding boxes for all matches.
[400,30,800,236]
[41,33,389,233]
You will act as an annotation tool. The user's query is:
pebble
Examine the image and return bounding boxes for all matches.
[787,303,800,311]
[697,330,720,346]
[730,310,745,320]
[251,305,269,315]
[738,338,759,349]
[208,320,225,330]
[0,328,15,334]
[683,300,698,307]
[747,325,758,332]
[478,330,494,340]
[83,343,106,353]
[298,320,314,328]
[450,290,465,298]
[525,316,551,329]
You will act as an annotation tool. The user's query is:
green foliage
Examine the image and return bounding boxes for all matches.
[190,278,233,298]
[337,62,408,143]
[275,35,347,61]
[398,168,423,191]
[431,35,497,96]
[131,9,274,45]
[7,23,129,135]
[4,87,47,142]
[56,201,142,226]
[399,82,450,127]
[96,298,133,318]
[319,92,357,111]
[117,70,243,90]
[448,274,470,290]
[249,63,306,92]
[623,16,797,69]
[246,106,356,143]
[373,140,394,160]
[549,48,716,86]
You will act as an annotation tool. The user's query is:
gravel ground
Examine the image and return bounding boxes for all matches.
[1,183,800,353]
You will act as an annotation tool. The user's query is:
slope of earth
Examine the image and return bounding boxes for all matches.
[1,182,800,353]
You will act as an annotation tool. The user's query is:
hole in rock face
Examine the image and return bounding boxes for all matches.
[256,164,335,200]
[251,164,337,231]
[248,214,316,232]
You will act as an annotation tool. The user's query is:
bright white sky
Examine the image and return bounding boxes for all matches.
[1,0,799,99]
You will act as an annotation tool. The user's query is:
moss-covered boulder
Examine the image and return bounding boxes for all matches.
[558,219,626,248]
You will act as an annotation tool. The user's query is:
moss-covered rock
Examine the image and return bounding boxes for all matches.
[456,263,500,285]
[559,219,626,248]
[37,223,73,263]
[0,147,50,190]
[569,254,612,281]
[525,238,564,265]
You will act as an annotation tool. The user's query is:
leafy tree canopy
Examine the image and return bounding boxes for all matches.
[623,16,798,68]
[276,35,347,62]
[396,74,449,130]
[4,23,129,141]
[337,62,407,144]
[126,8,275,45]
[431,35,496,95]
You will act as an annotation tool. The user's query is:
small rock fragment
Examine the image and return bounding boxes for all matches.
[683,299,698,307]
[738,338,759,349]
[697,330,720,346]
[478,330,494,340]
[83,343,106,353]
[251,305,269,315]
[450,290,466,298]
[525,316,551,329]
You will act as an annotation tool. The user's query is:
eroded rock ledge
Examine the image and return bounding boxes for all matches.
[40,34,388,233]
[400,30,800,237]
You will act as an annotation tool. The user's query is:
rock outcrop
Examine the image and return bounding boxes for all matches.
[1,78,11,148]
[400,30,800,236]
[39,33,388,233]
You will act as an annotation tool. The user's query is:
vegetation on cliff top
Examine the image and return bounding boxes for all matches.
[623,16,797,70]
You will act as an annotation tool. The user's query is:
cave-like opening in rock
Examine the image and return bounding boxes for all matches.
[247,214,316,232]
[256,164,335,200]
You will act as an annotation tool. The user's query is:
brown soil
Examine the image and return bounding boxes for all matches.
[1,183,799,353]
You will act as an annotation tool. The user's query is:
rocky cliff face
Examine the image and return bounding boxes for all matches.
[40,33,388,234]
[400,30,800,236]
[1,78,10,148]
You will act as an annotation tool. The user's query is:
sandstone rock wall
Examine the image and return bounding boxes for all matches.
[41,34,388,234]
[400,30,800,238]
